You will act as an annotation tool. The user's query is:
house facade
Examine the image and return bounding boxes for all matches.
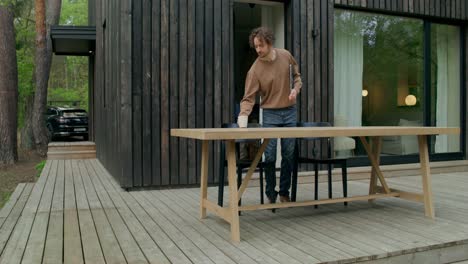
[88,0,468,188]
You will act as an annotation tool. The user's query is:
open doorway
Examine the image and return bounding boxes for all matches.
[49,26,95,143]
[233,0,285,163]
[233,0,285,122]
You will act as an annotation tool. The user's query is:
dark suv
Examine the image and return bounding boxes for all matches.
[45,106,89,141]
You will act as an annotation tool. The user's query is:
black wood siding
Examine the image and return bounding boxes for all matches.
[93,0,234,188]
[91,0,467,188]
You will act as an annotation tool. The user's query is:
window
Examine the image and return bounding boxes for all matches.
[334,9,462,158]
[431,24,461,153]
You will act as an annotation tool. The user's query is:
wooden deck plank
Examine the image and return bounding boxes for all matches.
[131,191,216,264]
[77,160,127,264]
[200,188,377,256]
[318,204,428,249]
[186,188,329,263]
[310,180,463,243]
[0,183,26,228]
[155,190,265,263]
[84,161,148,264]
[86,160,169,263]
[43,159,65,263]
[232,203,375,261]
[152,189,265,263]
[0,160,53,264]
[228,201,356,261]
[71,160,105,264]
[287,188,430,251]
[201,186,373,258]
[63,159,84,264]
[347,180,468,242]
[180,190,324,264]
[2,159,468,264]
[206,177,468,260]
[22,159,59,264]
[186,188,376,262]
[235,197,371,259]
[91,160,191,264]
[168,189,287,264]
[169,190,282,264]
[378,181,468,225]
[0,184,34,256]
[141,190,239,264]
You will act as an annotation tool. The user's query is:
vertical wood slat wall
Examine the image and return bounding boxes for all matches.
[287,0,334,164]
[92,0,467,188]
[94,0,233,188]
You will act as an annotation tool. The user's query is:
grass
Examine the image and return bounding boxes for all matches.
[0,152,41,210]
[0,187,12,209]
[35,160,46,178]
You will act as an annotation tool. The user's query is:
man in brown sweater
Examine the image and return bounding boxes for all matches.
[238,27,302,204]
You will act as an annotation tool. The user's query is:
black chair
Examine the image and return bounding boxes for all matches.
[291,122,348,206]
[217,123,265,207]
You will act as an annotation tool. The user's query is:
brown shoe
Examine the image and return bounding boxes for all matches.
[279,195,291,203]
[267,195,277,204]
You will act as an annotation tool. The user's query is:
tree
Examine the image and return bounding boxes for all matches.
[32,0,62,156]
[13,0,37,151]
[0,4,19,165]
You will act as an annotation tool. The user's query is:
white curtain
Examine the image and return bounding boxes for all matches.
[334,14,363,127]
[435,26,460,153]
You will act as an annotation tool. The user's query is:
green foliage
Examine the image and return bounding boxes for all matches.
[48,0,89,111]
[35,160,46,178]
[48,86,88,110]
[0,191,12,210]
[13,0,90,128]
[60,0,88,25]
[13,0,35,129]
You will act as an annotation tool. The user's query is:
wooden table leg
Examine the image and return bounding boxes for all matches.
[200,141,209,219]
[418,135,435,219]
[360,136,390,194]
[369,137,382,202]
[237,139,270,200]
[226,140,240,242]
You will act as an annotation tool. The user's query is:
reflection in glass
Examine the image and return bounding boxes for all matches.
[334,10,425,157]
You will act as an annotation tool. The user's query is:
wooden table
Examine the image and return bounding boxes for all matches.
[171,126,460,242]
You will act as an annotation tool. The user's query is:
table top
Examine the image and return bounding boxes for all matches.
[170,126,460,140]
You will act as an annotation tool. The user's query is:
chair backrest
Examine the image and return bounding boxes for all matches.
[296,122,332,157]
[221,122,262,161]
[296,122,332,141]
[297,122,331,128]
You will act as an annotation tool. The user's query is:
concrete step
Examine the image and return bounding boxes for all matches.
[47,150,96,160]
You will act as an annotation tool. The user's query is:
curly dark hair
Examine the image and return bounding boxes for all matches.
[249,27,275,48]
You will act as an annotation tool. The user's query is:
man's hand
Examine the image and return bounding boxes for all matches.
[289,89,297,101]
[237,115,248,128]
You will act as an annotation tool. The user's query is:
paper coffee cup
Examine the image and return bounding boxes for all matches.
[238,115,248,128]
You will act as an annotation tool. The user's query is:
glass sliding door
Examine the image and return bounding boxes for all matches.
[334,10,424,158]
[431,24,461,153]
[334,9,463,160]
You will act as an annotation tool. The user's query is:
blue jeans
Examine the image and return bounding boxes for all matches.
[262,105,297,199]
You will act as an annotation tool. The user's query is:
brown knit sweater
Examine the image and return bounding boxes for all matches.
[239,48,302,116]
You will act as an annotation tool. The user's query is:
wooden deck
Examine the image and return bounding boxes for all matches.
[0,159,467,263]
